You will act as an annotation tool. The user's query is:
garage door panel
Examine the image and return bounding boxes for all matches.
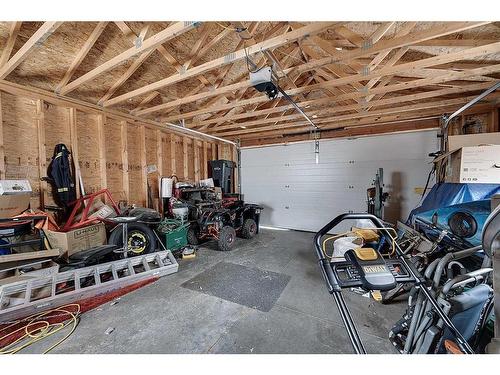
[242,131,437,232]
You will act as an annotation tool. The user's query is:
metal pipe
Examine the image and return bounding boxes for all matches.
[165,122,237,146]
[332,291,367,354]
[432,246,482,288]
[441,80,500,151]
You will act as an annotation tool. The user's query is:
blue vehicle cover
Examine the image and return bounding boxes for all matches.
[409,183,500,221]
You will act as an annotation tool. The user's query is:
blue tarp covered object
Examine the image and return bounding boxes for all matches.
[410,183,500,219]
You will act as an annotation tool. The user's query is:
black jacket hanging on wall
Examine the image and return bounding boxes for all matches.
[48,144,76,207]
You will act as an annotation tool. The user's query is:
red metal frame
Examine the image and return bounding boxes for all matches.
[62,189,121,232]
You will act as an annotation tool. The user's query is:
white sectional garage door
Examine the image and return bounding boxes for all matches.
[241,130,438,232]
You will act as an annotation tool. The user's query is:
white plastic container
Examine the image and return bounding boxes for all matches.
[160,177,173,198]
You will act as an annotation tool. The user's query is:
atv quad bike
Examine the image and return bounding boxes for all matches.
[177,187,262,251]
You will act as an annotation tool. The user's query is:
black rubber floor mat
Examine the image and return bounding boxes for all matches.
[181,261,291,312]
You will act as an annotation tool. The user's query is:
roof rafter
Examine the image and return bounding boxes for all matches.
[136,22,490,118]
[162,40,500,123]
[59,21,200,95]
[0,22,22,68]
[190,81,496,129]
[103,22,337,107]
[0,22,62,80]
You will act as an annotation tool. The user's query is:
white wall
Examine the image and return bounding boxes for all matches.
[241,130,438,232]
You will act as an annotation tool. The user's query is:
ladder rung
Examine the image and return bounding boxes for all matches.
[74,272,80,290]
[111,264,118,280]
[94,268,101,285]
[127,261,135,276]
[24,280,33,304]
[51,275,57,297]
[142,257,150,271]
[155,253,165,268]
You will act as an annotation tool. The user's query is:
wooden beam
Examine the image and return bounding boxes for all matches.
[192,81,496,129]
[35,100,47,209]
[68,108,81,198]
[218,92,500,135]
[97,114,107,194]
[60,22,200,95]
[138,22,491,118]
[183,24,211,70]
[0,92,4,179]
[131,91,160,114]
[211,143,217,160]
[202,141,208,179]
[139,125,147,206]
[416,39,498,47]
[225,101,499,139]
[239,102,498,142]
[120,121,130,203]
[188,27,234,67]
[170,134,176,176]
[214,93,500,136]
[103,22,337,107]
[0,22,22,68]
[98,24,155,104]
[156,129,163,176]
[113,22,217,95]
[0,22,62,79]
[98,45,155,104]
[163,43,500,123]
[334,26,364,47]
[370,22,396,43]
[241,118,439,147]
[194,140,200,181]
[55,22,108,93]
[182,137,188,180]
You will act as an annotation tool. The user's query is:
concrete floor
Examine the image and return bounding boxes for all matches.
[45,229,405,354]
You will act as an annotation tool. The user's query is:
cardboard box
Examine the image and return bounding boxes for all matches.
[44,223,107,259]
[439,145,500,184]
[0,194,31,219]
[448,132,500,152]
[0,180,32,195]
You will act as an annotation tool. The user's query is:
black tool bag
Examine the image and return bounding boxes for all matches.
[48,143,76,208]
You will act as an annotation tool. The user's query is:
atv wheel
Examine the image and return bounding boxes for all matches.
[108,222,156,258]
[241,218,257,239]
[186,226,200,245]
[217,226,236,251]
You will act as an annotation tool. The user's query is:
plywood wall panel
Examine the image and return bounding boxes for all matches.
[187,138,194,181]
[76,111,101,196]
[1,93,40,208]
[127,125,143,205]
[174,136,183,179]
[161,132,171,176]
[104,117,124,201]
[0,87,231,210]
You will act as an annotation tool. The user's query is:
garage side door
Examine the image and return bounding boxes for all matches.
[241,130,438,232]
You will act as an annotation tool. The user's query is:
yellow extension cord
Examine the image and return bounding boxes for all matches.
[0,303,80,354]
[322,227,398,260]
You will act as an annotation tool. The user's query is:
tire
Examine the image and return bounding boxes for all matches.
[109,222,156,257]
[186,226,200,245]
[217,226,236,251]
[241,218,258,239]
